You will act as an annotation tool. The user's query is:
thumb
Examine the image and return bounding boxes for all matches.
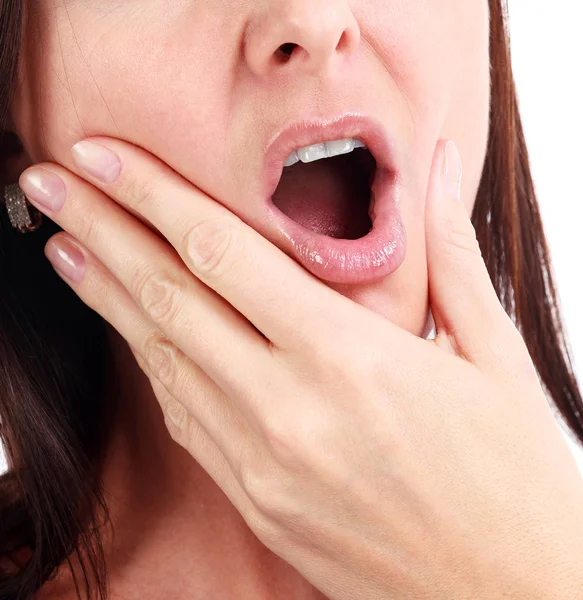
[425,139,515,364]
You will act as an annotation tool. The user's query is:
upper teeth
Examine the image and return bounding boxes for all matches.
[284,138,367,167]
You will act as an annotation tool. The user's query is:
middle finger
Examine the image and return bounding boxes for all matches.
[19,165,273,400]
[49,231,255,483]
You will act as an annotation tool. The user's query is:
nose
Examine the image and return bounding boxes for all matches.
[244,0,360,77]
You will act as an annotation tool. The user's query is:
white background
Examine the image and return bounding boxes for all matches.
[1,1,583,474]
[507,0,583,470]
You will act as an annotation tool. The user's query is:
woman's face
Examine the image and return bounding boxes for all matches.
[11,0,490,336]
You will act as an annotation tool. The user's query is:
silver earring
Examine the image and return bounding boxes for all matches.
[3,183,43,233]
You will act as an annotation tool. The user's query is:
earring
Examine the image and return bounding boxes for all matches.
[3,183,43,233]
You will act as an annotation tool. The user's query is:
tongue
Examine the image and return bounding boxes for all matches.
[271,153,372,239]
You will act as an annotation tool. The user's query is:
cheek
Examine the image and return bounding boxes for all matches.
[13,3,235,205]
[345,0,490,334]
[11,0,489,342]
[438,1,491,215]
[361,0,490,206]
[85,43,234,199]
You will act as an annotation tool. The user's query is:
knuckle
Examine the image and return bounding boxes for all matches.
[260,411,318,471]
[244,506,281,548]
[240,462,291,520]
[443,214,483,258]
[162,398,190,442]
[134,268,184,325]
[119,169,165,210]
[240,464,272,508]
[261,414,299,464]
[142,334,179,387]
[76,212,101,245]
[182,217,243,278]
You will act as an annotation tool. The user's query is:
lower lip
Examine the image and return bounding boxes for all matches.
[266,168,407,285]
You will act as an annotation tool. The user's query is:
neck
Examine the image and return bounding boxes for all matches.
[82,325,324,599]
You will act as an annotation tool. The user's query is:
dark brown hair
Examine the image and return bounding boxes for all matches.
[1,0,582,598]
[0,3,111,599]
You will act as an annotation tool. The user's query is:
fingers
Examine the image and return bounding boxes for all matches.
[64,137,366,350]
[43,231,312,543]
[141,370,264,538]
[45,231,257,486]
[424,140,527,369]
[19,164,271,397]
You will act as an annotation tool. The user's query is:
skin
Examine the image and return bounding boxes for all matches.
[10,0,491,324]
[14,133,583,599]
[3,0,548,598]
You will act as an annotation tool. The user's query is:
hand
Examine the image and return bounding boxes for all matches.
[19,138,583,600]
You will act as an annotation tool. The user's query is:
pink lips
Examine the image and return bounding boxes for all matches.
[263,113,407,285]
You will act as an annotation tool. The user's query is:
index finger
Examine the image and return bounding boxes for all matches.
[68,136,387,350]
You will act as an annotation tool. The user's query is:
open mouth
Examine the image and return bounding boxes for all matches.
[264,115,406,285]
[271,138,377,240]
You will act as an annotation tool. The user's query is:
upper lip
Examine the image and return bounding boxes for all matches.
[262,112,398,201]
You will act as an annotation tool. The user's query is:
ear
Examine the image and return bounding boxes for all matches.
[0,130,33,200]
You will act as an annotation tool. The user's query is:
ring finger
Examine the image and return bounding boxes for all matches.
[46,231,259,496]
[19,165,273,404]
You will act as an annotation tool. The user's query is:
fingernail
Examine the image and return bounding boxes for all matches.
[45,237,86,283]
[443,141,463,200]
[19,167,66,212]
[71,140,121,183]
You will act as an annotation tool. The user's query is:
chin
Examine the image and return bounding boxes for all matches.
[326,276,431,338]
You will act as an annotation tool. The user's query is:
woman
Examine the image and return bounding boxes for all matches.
[1,0,583,598]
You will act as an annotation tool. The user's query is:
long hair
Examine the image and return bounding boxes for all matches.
[0,3,111,599]
[1,0,582,598]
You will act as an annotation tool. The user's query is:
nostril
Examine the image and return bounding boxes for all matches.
[336,31,351,53]
[275,42,299,63]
